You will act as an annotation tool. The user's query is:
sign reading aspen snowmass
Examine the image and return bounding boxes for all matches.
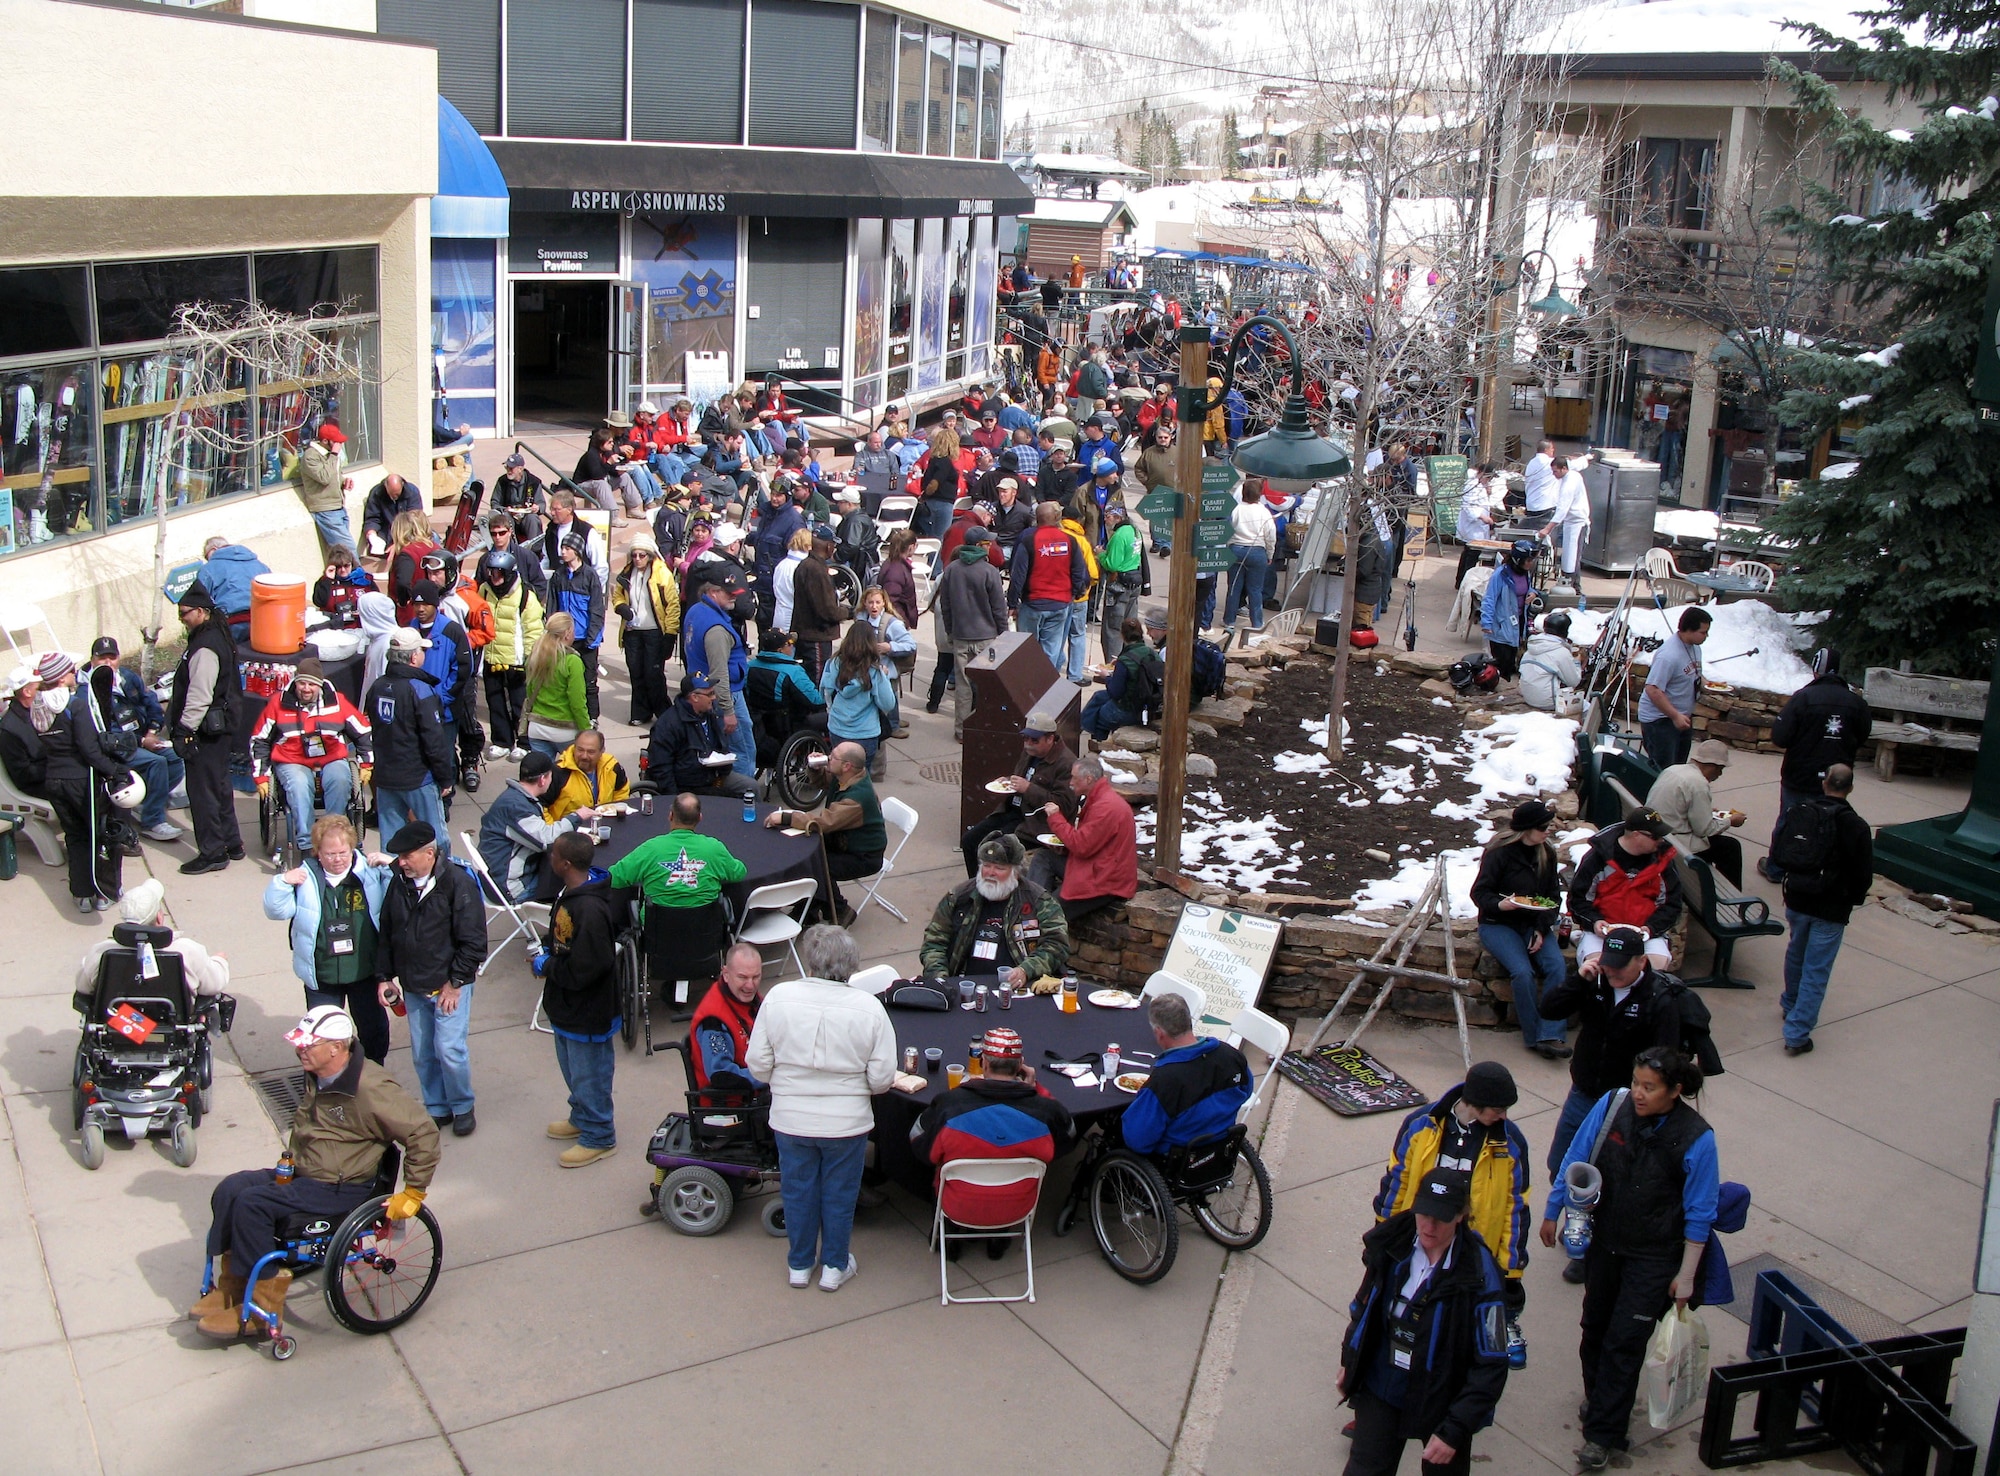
[1159,904,1283,1038]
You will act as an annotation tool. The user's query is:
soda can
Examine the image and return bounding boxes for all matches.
[640,792,654,816]
[903,1046,919,1073]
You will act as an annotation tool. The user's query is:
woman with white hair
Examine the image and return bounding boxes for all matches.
[74,878,232,1001]
[744,925,897,1294]
[264,813,394,1064]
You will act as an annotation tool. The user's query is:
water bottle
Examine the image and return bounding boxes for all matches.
[743,795,757,824]
[274,1153,295,1185]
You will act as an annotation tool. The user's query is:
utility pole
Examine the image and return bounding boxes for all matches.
[1154,323,1211,876]
[1477,95,1529,466]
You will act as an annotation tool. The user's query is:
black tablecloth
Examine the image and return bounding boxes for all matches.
[871,983,1146,1194]
[536,798,829,912]
[233,642,365,760]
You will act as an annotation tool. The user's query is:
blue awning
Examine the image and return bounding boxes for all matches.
[434,96,509,239]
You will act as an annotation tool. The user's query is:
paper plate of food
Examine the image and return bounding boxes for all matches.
[597,802,634,817]
[1506,895,1559,911]
[1087,988,1141,1009]
[700,752,736,767]
[1111,1071,1152,1094]
[1037,834,1066,849]
[985,777,1016,794]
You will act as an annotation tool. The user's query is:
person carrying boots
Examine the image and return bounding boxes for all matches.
[1336,1169,1512,1476]
[191,1005,438,1341]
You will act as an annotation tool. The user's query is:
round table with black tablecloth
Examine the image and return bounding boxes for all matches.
[871,984,1149,1197]
[535,799,829,914]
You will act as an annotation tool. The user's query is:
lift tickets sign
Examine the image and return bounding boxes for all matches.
[567,190,730,214]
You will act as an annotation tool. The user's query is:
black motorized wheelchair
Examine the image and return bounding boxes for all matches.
[258,757,368,870]
[72,922,235,1170]
[743,668,832,811]
[211,1144,443,1361]
[1053,1120,1273,1285]
[640,1036,786,1238]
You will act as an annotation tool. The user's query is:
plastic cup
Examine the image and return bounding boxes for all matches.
[946,1064,965,1089]
[924,1047,942,1073]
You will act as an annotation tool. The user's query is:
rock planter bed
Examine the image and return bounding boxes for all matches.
[1074,648,1598,1030]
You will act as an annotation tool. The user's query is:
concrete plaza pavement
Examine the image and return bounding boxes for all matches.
[3,454,1993,1473]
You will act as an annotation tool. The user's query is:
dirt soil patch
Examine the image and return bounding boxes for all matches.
[1174,654,1483,896]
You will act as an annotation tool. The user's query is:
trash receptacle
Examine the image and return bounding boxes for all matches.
[1581,454,1661,574]
[961,633,1082,832]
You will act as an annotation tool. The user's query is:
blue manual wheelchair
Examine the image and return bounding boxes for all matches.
[201,1145,443,1360]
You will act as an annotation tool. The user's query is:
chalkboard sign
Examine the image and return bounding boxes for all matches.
[1425,454,1469,535]
[1276,1044,1430,1117]
[1160,904,1282,1037]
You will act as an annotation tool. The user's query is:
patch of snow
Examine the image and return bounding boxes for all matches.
[1857,342,1903,368]
[1353,845,1489,919]
[1298,715,1351,749]
[1819,461,1859,480]
[1102,763,1137,783]
[1829,213,1867,226]
[1566,599,1815,693]
[1433,697,1453,707]
[1839,394,1872,411]
[1272,750,1330,774]
[1884,128,1913,143]
[1655,508,1720,541]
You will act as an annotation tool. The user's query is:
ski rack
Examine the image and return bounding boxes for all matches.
[1579,561,1667,727]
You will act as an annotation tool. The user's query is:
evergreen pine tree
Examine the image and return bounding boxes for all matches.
[1310,129,1328,174]
[1767,3,2000,675]
[1221,112,1242,177]
[1167,127,1185,171]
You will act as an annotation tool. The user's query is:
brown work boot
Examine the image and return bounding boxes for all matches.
[547,1120,582,1141]
[200,1268,292,1341]
[559,1143,617,1168]
[187,1253,245,1320]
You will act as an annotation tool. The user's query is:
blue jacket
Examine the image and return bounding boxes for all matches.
[684,599,749,693]
[819,660,897,743]
[1481,565,1531,647]
[1546,1090,1720,1244]
[414,611,472,723]
[548,561,606,649]
[755,504,806,582]
[100,666,166,735]
[264,858,391,989]
[198,545,271,616]
[1121,1037,1253,1154]
[998,404,1037,435]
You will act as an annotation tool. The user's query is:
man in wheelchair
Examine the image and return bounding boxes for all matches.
[191,1006,439,1342]
[1118,992,1253,1159]
[250,657,372,856]
[744,628,828,761]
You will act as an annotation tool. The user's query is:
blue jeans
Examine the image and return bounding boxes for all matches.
[374,782,450,858]
[1081,691,1138,740]
[1225,545,1270,628]
[527,737,566,759]
[1018,601,1069,670]
[914,499,953,541]
[275,761,351,851]
[1478,922,1568,1045]
[649,449,694,487]
[774,1129,870,1273]
[626,463,664,505]
[1065,600,1089,683]
[404,984,475,1117]
[1546,1085,1597,1177]
[1641,717,1690,770]
[128,743,184,828]
[1196,576,1217,630]
[309,507,353,557]
[1781,909,1844,1045]
[844,733,880,767]
[552,1031,617,1148]
[730,689,757,776]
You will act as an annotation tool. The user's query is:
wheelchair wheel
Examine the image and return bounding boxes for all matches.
[658,1166,734,1236]
[1189,1141,1272,1250]
[760,1196,788,1238]
[1088,1149,1178,1285]
[167,1117,198,1169]
[828,561,861,610]
[323,1197,444,1334]
[616,930,643,1051]
[79,1121,105,1170]
[774,729,831,811]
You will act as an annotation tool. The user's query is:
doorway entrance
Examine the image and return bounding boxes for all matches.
[512,280,610,428]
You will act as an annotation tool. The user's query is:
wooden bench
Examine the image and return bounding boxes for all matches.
[1863,667,1984,781]
[1672,851,1782,990]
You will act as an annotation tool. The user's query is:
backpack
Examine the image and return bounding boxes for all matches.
[1770,797,1841,894]
[1126,654,1165,721]
[1653,974,1724,1077]
[1190,638,1228,703]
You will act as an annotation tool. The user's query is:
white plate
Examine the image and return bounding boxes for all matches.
[1110,1072,1151,1094]
[700,752,736,767]
[597,802,633,816]
[985,778,1015,794]
[1036,833,1065,849]
[1088,989,1141,1009]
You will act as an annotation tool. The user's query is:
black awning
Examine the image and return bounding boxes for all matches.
[487,140,1035,220]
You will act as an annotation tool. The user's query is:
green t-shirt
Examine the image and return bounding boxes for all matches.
[1101,523,1142,574]
[609,829,748,911]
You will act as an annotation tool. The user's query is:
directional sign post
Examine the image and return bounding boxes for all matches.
[1201,461,1243,493]
[1200,489,1238,520]
[1194,520,1232,549]
[1136,486,1184,524]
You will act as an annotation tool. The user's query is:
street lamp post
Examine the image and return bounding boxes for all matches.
[1155,316,1349,876]
[1476,248,1581,465]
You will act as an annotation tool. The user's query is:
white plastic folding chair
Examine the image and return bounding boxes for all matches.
[1642,547,1682,581]
[849,797,916,924]
[874,495,918,540]
[1227,1005,1292,1118]
[847,963,898,993]
[0,599,62,663]
[911,538,943,603]
[934,1158,1046,1305]
[734,877,819,979]
[1141,970,1207,1022]
[1728,559,1776,591]
[457,831,551,986]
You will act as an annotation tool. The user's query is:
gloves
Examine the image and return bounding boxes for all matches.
[255,777,271,799]
[1029,975,1064,995]
[384,1187,426,1220]
[358,765,373,788]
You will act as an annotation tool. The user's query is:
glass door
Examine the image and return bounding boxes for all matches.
[610,280,648,414]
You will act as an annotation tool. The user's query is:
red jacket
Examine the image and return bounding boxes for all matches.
[249,684,373,778]
[1045,777,1138,901]
[940,514,1004,569]
[689,979,759,1089]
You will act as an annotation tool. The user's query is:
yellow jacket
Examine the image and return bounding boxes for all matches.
[547,743,631,820]
[1060,518,1099,598]
[1373,1085,1533,1278]
[615,554,681,639]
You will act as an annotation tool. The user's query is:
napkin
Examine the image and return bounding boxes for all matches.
[893,1072,928,1094]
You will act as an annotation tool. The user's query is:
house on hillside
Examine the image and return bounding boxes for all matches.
[1520,0,1919,510]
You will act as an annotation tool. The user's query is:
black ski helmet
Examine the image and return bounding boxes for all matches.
[478,548,518,595]
[1543,610,1572,639]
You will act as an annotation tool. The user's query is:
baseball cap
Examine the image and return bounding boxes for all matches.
[1626,809,1671,839]
[519,750,555,781]
[982,1026,1023,1061]
[996,477,1019,491]
[286,1004,357,1047]
[316,422,347,444]
[685,671,717,691]
[90,636,119,660]
[1690,739,1732,767]
[832,486,860,504]
[1511,798,1555,832]
[709,570,749,596]
[503,453,525,469]
[386,626,425,654]
[1462,1061,1518,1109]
[1414,1168,1470,1219]
[1600,926,1649,966]
[1021,708,1061,738]
[386,821,438,855]
[710,522,746,547]
[964,527,995,545]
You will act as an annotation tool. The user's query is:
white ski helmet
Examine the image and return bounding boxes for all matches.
[108,772,147,810]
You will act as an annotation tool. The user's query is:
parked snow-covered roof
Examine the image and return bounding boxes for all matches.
[1522,0,1874,59]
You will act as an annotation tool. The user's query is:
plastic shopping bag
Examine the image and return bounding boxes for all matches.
[1643,1306,1710,1429]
